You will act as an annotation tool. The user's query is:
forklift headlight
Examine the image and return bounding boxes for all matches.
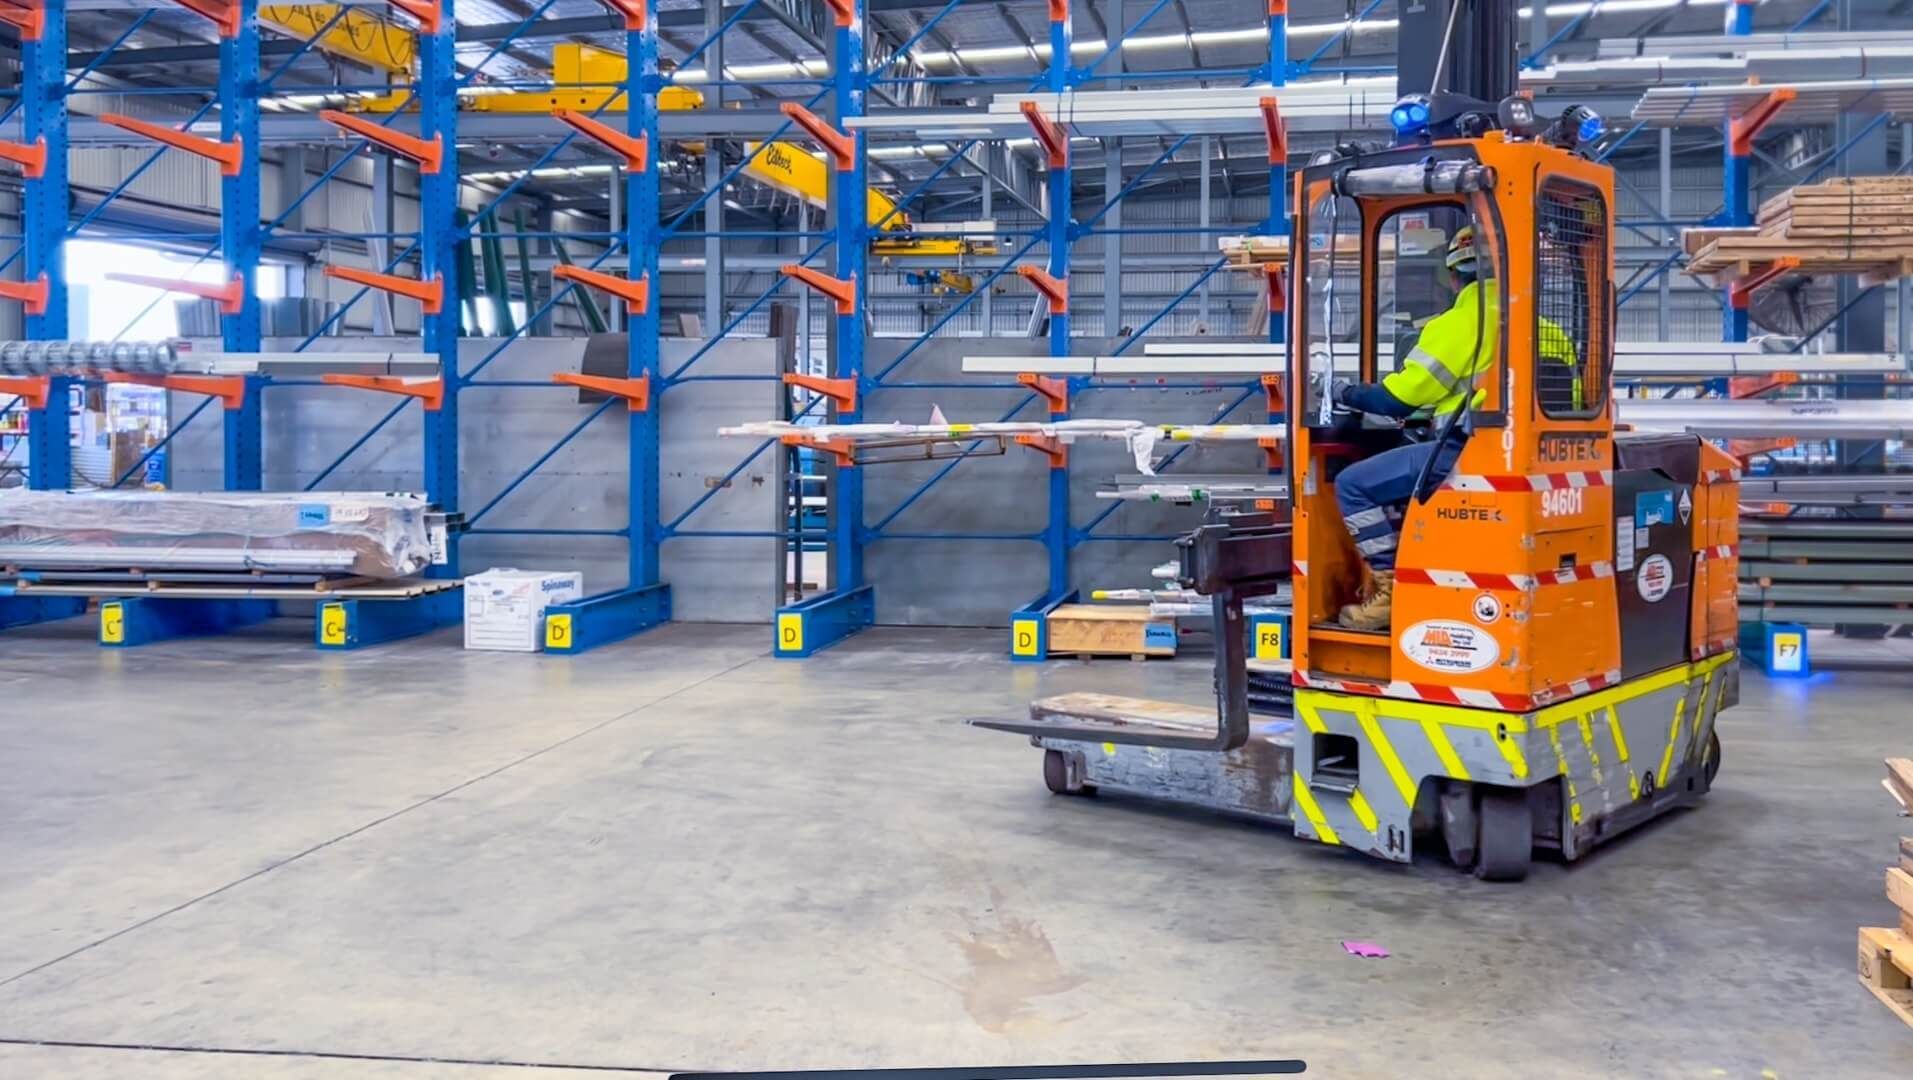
[1576,110,1606,145]
[1390,95,1432,137]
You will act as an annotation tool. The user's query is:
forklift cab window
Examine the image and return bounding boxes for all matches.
[1301,191,1362,427]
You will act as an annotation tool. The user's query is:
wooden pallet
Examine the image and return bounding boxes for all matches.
[1859,925,1913,1029]
[1046,603,1176,659]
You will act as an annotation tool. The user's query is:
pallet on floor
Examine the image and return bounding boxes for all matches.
[1858,925,1913,1028]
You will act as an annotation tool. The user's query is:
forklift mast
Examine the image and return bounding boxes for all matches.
[1396,0,1519,104]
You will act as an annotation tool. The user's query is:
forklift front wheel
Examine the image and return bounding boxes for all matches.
[1703,731,1722,787]
[1043,749,1094,796]
[1473,786,1533,882]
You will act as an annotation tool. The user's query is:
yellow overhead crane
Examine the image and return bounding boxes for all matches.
[279,4,986,262]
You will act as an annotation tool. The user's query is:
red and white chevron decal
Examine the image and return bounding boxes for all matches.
[1694,544,1737,562]
[1294,667,1623,712]
[1442,470,1612,493]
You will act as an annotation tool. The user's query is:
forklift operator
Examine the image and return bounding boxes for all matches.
[1327,226,1579,631]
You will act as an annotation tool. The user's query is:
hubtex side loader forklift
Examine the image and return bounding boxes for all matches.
[975,90,1744,881]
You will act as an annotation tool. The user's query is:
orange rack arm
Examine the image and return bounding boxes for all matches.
[554,372,650,411]
[0,137,47,179]
[320,110,443,174]
[323,265,445,314]
[1017,372,1069,416]
[780,433,857,467]
[1015,434,1068,468]
[321,374,445,411]
[555,110,648,172]
[822,0,856,26]
[783,373,857,412]
[100,114,243,177]
[1727,257,1800,309]
[0,376,51,409]
[0,4,44,39]
[782,264,857,315]
[0,275,49,315]
[1017,264,1068,314]
[779,103,855,171]
[386,0,443,33]
[1262,264,1285,312]
[1259,96,1287,164]
[588,0,645,30]
[1258,436,1284,471]
[106,272,246,315]
[168,0,241,37]
[103,373,250,409]
[1020,101,1068,168]
[554,264,648,314]
[1268,0,1288,14]
[1728,87,1796,156]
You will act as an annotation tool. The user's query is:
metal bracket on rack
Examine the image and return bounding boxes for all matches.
[100,114,243,176]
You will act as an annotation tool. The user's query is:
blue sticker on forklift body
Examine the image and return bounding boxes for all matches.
[1635,490,1674,528]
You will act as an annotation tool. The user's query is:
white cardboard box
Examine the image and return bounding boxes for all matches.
[463,568,583,652]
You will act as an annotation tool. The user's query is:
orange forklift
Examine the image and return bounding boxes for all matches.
[976,90,1743,881]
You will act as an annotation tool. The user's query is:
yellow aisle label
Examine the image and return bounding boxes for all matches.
[100,602,124,644]
[776,612,804,653]
[1253,621,1284,660]
[320,603,347,646]
[1011,618,1040,657]
[544,613,573,650]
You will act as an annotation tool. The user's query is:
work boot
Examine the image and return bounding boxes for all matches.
[1337,569,1394,631]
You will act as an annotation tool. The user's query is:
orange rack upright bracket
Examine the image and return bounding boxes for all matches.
[0,3,45,40]
[100,114,243,177]
[779,103,856,171]
[1020,101,1068,168]
[1015,434,1068,468]
[554,110,648,172]
[1728,87,1795,156]
[822,0,856,27]
[554,372,651,411]
[106,272,246,315]
[320,110,444,174]
[0,376,52,409]
[321,374,445,411]
[0,137,47,179]
[385,0,443,33]
[1262,264,1285,312]
[103,372,250,409]
[1017,372,1069,416]
[1260,373,1285,414]
[168,0,241,37]
[1017,264,1068,314]
[781,264,858,315]
[0,274,50,316]
[553,264,649,314]
[322,265,446,315]
[587,0,645,31]
[783,373,857,412]
[1726,257,1800,310]
[1259,96,1287,164]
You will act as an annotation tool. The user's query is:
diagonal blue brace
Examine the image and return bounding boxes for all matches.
[542,584,671,654]
[315,590,461,650]
[99,596,275,648]
[774,585,876,659]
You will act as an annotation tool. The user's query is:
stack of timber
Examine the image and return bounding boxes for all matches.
[1045,603,1177,660]
[1859,758,1913,1029]
[1221,234,1291,267]
[1686,177,1913,285]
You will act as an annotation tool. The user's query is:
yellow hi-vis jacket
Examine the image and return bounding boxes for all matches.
[1381,281,1580,416]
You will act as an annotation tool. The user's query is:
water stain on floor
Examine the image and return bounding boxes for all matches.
[953,891,1086,1034]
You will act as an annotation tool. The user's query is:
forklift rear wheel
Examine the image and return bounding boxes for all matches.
[1473,787,1533,882]
[1703,731,1721,786]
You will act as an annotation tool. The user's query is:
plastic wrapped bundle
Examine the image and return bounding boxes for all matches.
[0,491,436,578]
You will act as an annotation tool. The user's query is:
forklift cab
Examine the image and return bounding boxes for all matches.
[1287,134,1624,701]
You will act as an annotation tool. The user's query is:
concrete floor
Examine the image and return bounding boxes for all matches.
[1,618,1908,1078]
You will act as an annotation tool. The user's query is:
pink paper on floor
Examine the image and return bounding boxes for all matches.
[1341,940,1389,958]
